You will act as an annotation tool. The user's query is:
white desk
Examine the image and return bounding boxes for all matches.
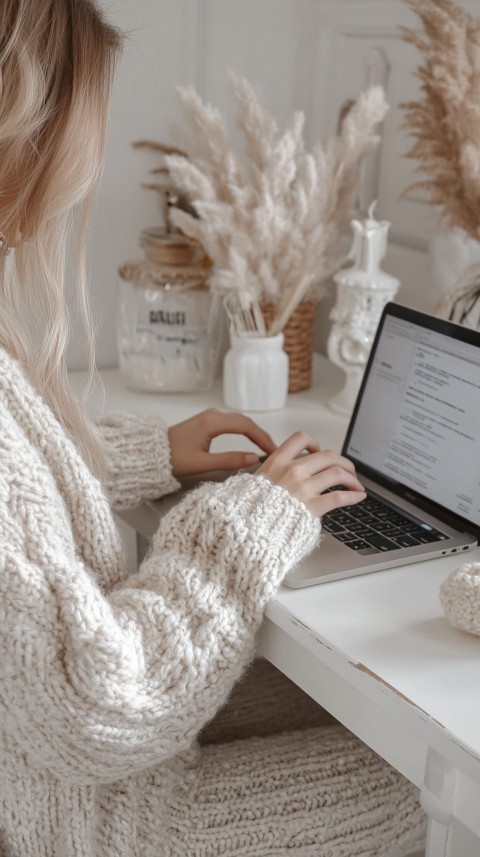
[72,356,480,857]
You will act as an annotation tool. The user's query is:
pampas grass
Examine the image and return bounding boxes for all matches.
[164,74,388,329]
[401,0,480,241]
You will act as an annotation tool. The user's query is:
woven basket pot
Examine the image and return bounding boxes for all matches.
[261,301,317,392]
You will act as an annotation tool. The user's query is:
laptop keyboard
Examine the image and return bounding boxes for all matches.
[322,491,448,555]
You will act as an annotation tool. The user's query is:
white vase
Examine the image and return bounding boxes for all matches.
[327,207,399,416]
[435,262,480,329]
[223,333,289,411]
[429,218,480,328]
[429,218,480,308]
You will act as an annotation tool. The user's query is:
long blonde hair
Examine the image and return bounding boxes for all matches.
[0,0,121,474]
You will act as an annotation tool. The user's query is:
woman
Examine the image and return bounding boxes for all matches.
[0,2,426,855]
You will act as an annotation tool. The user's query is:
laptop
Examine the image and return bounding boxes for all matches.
[285,301,480,588]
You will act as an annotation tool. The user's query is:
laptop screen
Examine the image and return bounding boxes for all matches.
[343,305,480,529]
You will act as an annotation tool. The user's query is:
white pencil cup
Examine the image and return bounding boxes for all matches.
[223,333,289,411]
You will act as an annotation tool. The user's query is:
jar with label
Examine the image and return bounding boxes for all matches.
[117,229,219,393]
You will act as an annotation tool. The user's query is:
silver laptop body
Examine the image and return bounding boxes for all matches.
[285,302,480,588]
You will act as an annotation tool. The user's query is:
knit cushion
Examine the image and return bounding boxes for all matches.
[168,725,427,856]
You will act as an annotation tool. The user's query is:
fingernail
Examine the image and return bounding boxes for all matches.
[244,453,260,465]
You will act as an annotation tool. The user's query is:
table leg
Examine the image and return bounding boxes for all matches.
[421,748,480,856]
[424,818,448,856]
[425,817,480,857]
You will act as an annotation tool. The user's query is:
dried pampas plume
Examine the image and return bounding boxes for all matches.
[165,74,388,319]
[401,0,480,241]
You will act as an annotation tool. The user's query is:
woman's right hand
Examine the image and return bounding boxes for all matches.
[256,431,366,518]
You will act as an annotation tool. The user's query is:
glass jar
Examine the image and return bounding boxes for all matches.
[117,231,219,393]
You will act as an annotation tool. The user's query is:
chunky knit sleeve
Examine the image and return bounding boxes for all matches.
[440,562,480,635]
[0,388,321,785]
[97,412,181,508]
[101,475,321,775]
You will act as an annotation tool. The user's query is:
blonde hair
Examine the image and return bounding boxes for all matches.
[0,0,122,474]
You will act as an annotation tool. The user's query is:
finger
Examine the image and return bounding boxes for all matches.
[206,411,277,455]
[275,466,364,508]
[290,449,357,479]
[310,468,364,496]
[313,489,367,517]
[196,450,260,472]
[267,431,320,463]
[334,454,358,476]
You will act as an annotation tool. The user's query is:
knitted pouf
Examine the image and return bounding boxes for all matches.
[166,725,427,857]
[440,562,480,635]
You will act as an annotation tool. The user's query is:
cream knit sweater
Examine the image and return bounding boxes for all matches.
[0,346,426,857]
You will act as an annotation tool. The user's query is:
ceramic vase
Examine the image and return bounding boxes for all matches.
[327,205,399,416]
[435,261,480,329]
[429,218,480,329]
[429,217,480,309]
[223,333,289,411]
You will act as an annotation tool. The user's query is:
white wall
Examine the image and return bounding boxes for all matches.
[67,0,478,370]
[67,0,197,368]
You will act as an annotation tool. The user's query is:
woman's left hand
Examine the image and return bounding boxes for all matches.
[167,408,277,477]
